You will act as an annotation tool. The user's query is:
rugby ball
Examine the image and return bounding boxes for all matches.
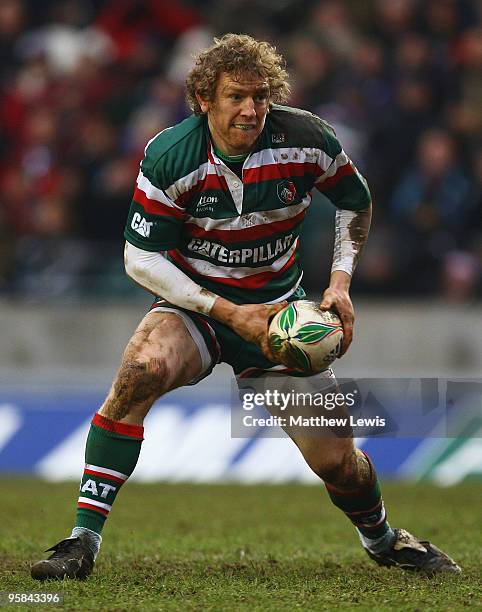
[268,300,343,373]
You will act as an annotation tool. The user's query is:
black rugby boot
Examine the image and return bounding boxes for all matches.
[365,528,461,575]
[31,536,94,580]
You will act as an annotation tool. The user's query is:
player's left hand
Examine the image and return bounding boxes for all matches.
[319,287,354,356]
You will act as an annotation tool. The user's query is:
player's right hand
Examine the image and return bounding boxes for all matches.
[210,298,287,362]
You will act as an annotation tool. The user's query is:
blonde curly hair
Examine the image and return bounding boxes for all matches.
[186,33,290,114]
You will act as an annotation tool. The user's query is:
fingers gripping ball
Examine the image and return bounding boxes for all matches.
[268,300,344,373]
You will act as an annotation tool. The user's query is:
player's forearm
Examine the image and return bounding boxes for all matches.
[328,270,352,292]
[331,203,372,277]
[124,242,217,314]
[209,296,241,327]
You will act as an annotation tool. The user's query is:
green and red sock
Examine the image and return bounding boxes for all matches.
[325,451,394,550]
[76,413,144,535]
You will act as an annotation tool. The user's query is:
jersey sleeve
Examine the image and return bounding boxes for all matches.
[124,147,185,251]
[313,119,371,211]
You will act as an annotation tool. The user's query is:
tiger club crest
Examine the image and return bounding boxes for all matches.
[277,180,297,205]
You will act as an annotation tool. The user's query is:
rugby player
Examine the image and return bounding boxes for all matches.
[31,34,460,579]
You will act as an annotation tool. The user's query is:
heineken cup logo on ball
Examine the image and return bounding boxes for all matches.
[268,300,344,373]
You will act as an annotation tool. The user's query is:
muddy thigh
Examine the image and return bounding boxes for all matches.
[99,311,203,424]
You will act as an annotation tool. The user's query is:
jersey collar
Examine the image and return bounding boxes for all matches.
[203,114,270,166]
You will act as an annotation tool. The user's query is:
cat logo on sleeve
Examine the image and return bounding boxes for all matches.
[131,212,153,238]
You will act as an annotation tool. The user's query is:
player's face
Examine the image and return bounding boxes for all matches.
[197,72,270,156]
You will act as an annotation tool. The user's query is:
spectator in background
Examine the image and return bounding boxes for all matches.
[371,0,416,52]
[367,76,435,209]
[0,0,25,88]
[441,147,482,303]
[449,26,482,158]
[390,128,474,294]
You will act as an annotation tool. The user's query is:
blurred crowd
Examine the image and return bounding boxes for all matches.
[0,0,480,301]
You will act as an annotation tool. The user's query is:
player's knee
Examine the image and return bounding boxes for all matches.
[100,353,173,422]
[309,448,358,489]
[101,355,168,420]
[119,355,169,400]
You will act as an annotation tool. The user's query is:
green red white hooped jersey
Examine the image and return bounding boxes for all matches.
[124,104,371,304]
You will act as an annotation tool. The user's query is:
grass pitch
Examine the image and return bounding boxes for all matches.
[1,479,480,611]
